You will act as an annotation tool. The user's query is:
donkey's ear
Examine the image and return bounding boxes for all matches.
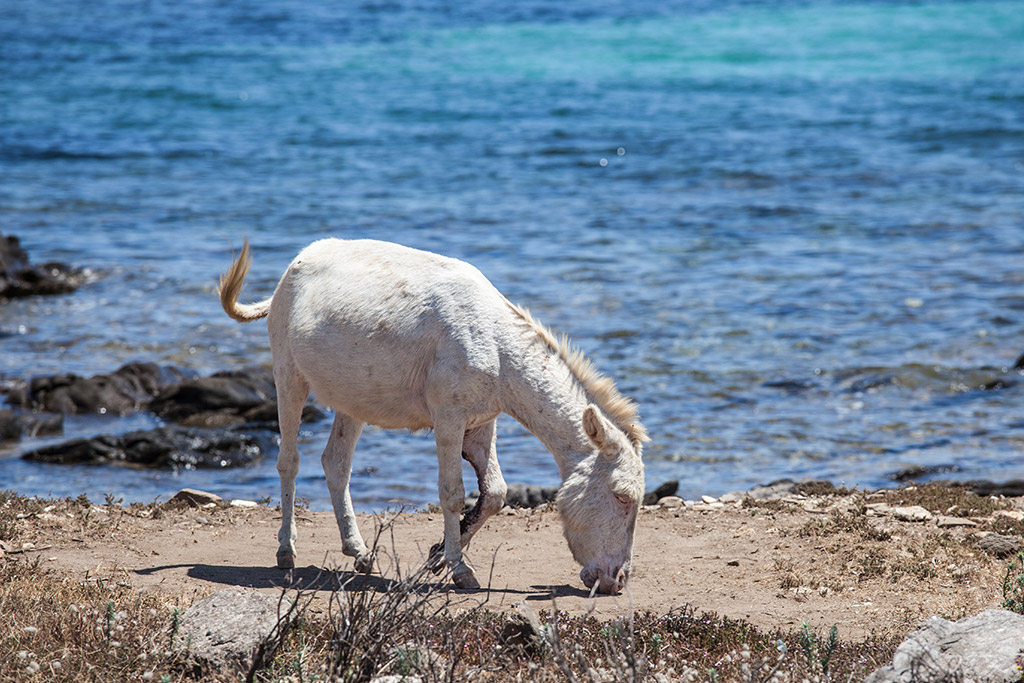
[582,405,614,454]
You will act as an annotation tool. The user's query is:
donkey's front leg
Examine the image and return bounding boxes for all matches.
[432,414,479,589]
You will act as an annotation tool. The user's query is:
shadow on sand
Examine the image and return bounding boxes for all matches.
[133,561,596,603]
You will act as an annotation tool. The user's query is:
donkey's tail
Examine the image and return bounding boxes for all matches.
[219,238,272,323]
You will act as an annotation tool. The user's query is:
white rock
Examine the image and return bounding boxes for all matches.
[229,499,258,508]
[865,502,890,517]
[701,495,718,504]
[866,610,1024,683]
[936,516,977,528]
[658,496,684,509]
[892,505,933,522]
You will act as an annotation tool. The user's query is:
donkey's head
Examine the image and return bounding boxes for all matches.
[556,405,645,594]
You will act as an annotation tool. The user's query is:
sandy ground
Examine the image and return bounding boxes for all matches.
[7,492,1013,641]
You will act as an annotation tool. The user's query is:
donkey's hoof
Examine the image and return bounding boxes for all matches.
[427,542,445,575]
[276,550,295,570]
[353,552,375,574]
[452,569,480,590]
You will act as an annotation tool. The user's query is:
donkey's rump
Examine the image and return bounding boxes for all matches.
[269,239,505,430]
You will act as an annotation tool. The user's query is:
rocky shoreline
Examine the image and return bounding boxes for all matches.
[4,232,1023,497]
[1,362,323,469]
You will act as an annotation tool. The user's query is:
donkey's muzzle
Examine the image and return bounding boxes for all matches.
[580,565,629,594]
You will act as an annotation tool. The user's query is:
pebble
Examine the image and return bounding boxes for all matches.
[658,496,684,509]
[701,495,718,504]
[229,499,257,508]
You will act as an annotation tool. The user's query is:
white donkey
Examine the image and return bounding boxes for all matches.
[219,238,647,593]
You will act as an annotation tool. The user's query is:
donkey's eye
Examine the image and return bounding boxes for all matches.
[614,494,631,509]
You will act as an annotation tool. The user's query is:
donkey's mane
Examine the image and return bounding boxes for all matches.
[505,300,650,449]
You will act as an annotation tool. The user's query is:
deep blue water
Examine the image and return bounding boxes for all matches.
[1,0,1023,511]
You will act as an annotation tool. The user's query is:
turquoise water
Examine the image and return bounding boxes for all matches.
[1,0,1023,510]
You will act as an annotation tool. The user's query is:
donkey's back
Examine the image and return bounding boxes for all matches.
[267,238,508,430]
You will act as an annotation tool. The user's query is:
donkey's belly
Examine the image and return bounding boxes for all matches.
[290,337,436,430]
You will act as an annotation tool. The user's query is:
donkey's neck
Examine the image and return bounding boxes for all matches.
[499,336,593,481]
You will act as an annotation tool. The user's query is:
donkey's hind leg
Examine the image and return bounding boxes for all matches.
[274,356,310,570]
[458,419,506,545]
[321,412,373,573]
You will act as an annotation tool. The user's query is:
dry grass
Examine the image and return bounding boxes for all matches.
[0,552,196,682]
[0,490,911,682]
[875,482,1011,519]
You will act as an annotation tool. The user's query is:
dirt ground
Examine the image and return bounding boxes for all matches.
[7,490,1016,642]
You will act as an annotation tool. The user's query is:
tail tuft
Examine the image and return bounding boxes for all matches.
[219,238,272,322]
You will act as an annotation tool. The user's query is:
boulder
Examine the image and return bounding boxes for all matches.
[0,233,87,300]
[148,367,324,427]
[865,610,1024,683]
[0,409,63,443]
[0,408,19,442]
[174,588,292,675]
[975,533,1022,558]
[149,369,276,420]
[643,480,679,505]
[20,425,272,469]
[15,362,189,415]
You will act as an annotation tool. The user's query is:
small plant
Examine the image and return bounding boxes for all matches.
[799,622,839,679]
[1001,551,1024,614]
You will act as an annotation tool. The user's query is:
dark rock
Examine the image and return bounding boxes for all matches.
[975,533,1022,558]
[21,425,271,469]
[0,233,87,299]
[170,488,223,507]
[19,413,63,438]
[0,409,19,442]
[762,378,818,394]
[148,367,324,427]
[464,483,559,511]
[0,409,63,443]
[643,480,679,505]
[174,588,292,675]
[865,609,1024,683]
[889,463,962,482]
[963,479,1024,498]
[505,483,558,508]
[149,370,275,420]
[18,362,189,415]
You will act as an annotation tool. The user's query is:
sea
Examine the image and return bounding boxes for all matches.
[1,0,1023,511]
